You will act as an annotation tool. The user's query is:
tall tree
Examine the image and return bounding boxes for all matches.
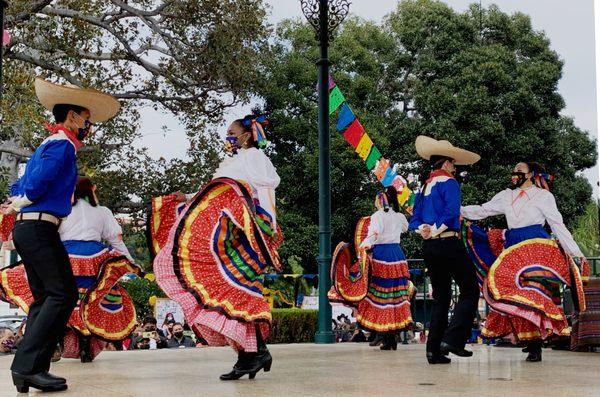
[256,0,597,271]
[0,0,268,214]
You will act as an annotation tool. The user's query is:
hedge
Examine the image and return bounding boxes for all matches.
[268,309,318,344]
[120,278,165,318]
[119,279,318,344]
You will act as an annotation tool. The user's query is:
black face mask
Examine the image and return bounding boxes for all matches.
[139,344,150,350]
[510,172,528,189]
[174,332,184,339]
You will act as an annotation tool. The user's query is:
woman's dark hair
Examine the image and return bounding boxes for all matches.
[232,114,261,148]
[524,162,546,175]
[74,176,97,207]
[385,186,400,213]
[429,155,453,170]
[52,104,87,123]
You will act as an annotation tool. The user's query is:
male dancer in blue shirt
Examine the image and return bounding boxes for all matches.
[409,136,481,364]
[2,78,119,392]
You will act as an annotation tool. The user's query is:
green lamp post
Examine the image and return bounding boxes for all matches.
[300,0,350,344]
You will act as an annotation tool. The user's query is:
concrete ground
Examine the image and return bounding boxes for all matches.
[0,343,598,397]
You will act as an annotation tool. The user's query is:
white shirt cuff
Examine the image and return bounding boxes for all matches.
[430,223,448,238]
[11,195,33,211]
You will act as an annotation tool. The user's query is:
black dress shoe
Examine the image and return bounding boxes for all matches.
[440,342,473,357]
[525,351,542,362]
[426,352,451,364]
[44,372,67,383]
[12,371,67,393]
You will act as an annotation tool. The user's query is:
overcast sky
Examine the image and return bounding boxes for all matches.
[136,0,599,196]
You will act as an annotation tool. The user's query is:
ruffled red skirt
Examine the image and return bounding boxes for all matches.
[0,247,140,359]
[329,217,414,332]
[463,222,585,342]
[153,178,282,352]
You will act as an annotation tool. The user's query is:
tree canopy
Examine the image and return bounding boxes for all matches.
[0,0,268,214]
[0,0,596,273]
[256,0,597,271]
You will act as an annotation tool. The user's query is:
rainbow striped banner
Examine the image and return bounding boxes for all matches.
[329,78,414,208]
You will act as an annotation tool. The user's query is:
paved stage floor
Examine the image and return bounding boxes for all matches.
[0,343,598,396]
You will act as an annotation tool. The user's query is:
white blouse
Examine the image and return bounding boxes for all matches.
[461,186,583,257]
[59,199,135,262]
[360,209,409,248]
[190,147,280,226]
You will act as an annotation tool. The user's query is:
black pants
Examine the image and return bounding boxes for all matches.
[10,220,78,374]
[423,237,479,354]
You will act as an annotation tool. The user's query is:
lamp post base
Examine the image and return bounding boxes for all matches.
[315,331,335,344]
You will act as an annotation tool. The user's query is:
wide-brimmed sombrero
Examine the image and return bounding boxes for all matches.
[415,135,480,165]
[35,77,120,123]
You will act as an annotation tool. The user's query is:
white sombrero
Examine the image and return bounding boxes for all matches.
[415,135,480,165]
[35,77,120,123]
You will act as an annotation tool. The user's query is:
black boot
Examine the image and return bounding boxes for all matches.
[219,325,272,381]
[247,324,273,378]
[369,333,384,347]
[525,340,542,362]
[220,351,251,381]
[380,333,398,351]
[79,335,93,363]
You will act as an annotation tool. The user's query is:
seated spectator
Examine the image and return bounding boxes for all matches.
[167,323,196,348]
[12,320,26,351]
[104,341,123,351]
[162,313,176,339]
[129,316,168,349]
[134,338,151,350]
[349,328,367,343]
[143,316,167,338]
[0,327,15,354]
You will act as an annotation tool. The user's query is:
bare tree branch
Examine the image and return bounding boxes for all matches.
[4,0,53,27]
[0,144,33,158]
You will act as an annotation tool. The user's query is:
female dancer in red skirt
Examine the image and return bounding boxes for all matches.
[329,187,415,350]
[0,177,141,362]
[461,161,587,362]
[152,115,282,380]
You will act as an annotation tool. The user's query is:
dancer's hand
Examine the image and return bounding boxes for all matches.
[0,202,16,216]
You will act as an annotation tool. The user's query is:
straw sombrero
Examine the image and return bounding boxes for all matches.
[35,77,120,123]
[415,135,480,165]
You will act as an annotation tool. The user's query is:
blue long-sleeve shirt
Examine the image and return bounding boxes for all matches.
[408,172,462,232]
[11,131,78,218]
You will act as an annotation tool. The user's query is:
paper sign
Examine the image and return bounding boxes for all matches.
[154,298,185,326]
[365,146,382,170]
[329,86,346,115]
[336,104,356,132]
[381,168,397,187]
[374,157,390,180]
[342,119,365,148]
[355,133,374,160]
[2,30,9,47]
